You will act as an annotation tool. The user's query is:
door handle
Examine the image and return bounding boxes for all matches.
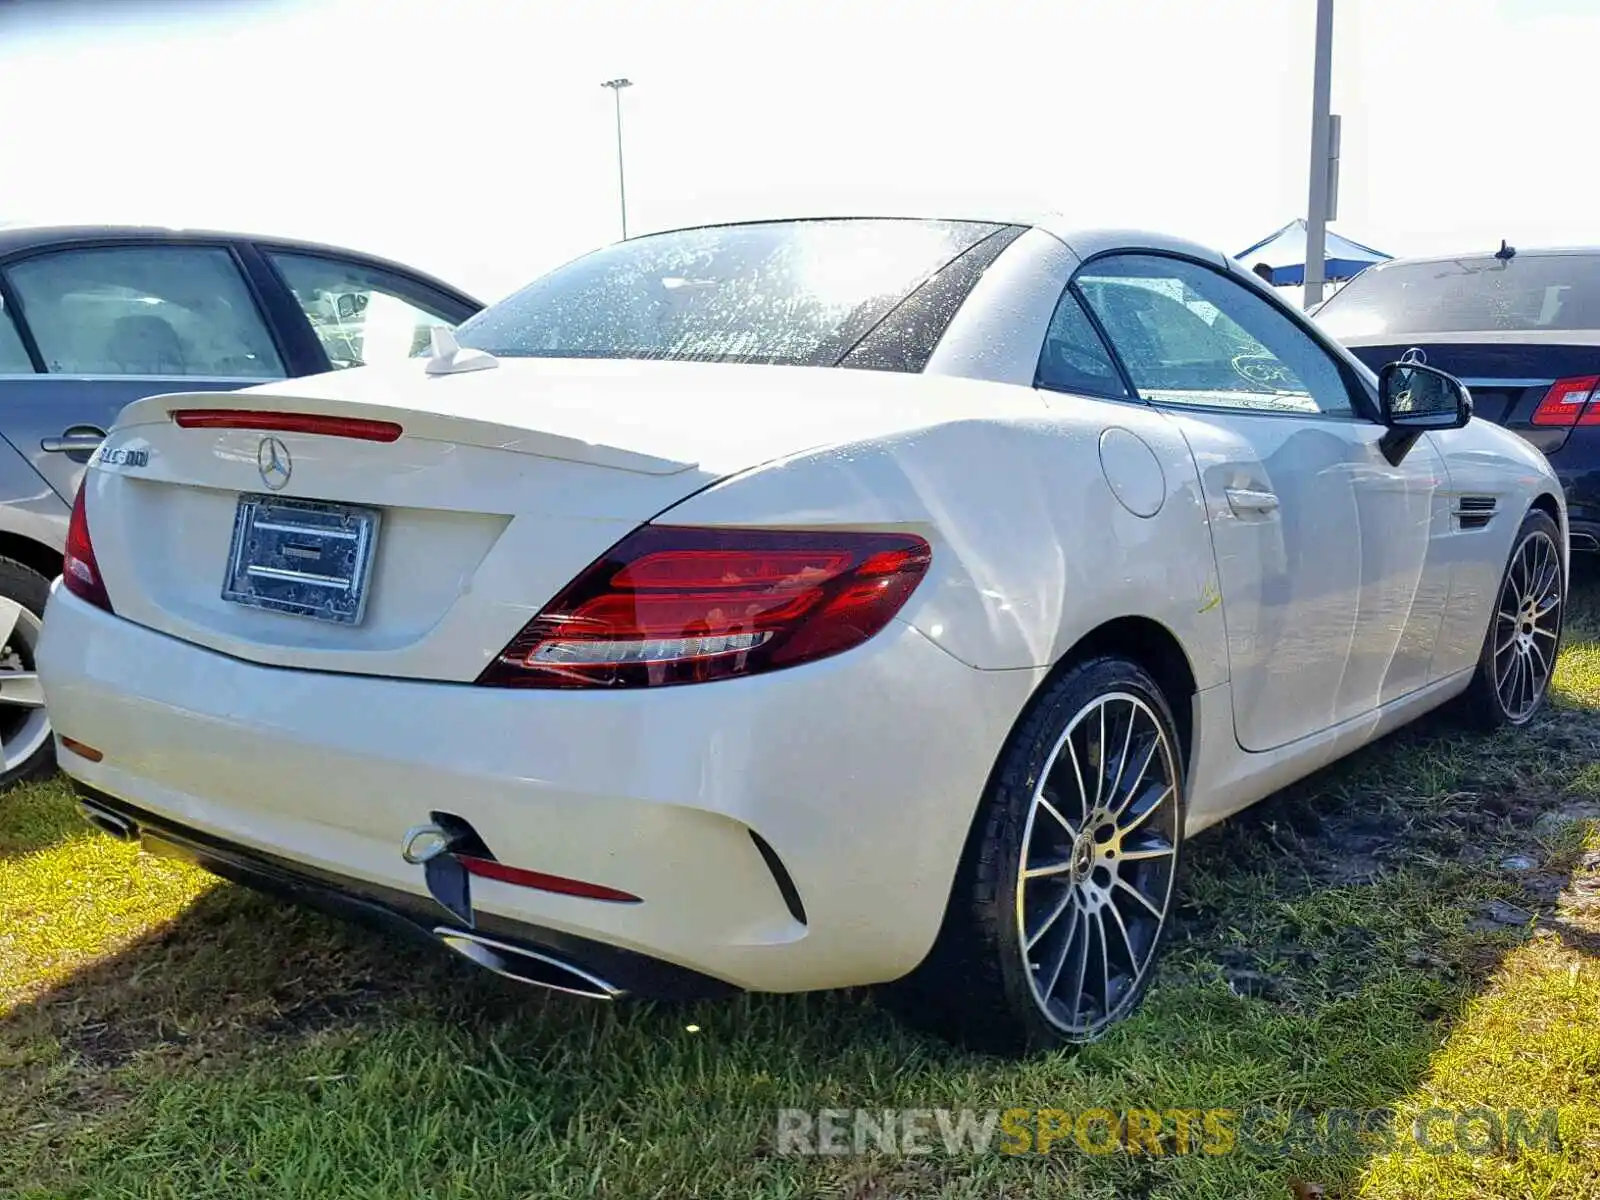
[1225,487,1280,514]
[41,430,107,454]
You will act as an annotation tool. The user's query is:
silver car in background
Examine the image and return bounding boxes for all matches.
[0,224,481,785]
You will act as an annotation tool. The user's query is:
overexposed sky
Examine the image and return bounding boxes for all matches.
[1,0,1595,303]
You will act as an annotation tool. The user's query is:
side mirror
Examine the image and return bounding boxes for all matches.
[1376,361,1472,466]
[1379,361,1472,430]
[335,293,362,321]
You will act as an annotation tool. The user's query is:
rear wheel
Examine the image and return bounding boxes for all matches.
[1459,510,1564,730]
[889,656,1185,1056]
[0,557,55,789]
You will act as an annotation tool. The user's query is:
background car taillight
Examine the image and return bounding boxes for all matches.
[477,525,933,688]
[63,482,114,613]
[1529,376,1600,427]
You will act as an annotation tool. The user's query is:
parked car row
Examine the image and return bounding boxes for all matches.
[28,211,1571,1056]
[1312,243,1600,554]
[0,224,483,782]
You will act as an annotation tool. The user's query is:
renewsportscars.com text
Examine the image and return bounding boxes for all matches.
[775,1105,1564,1159]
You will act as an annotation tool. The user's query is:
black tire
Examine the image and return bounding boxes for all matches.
[887,655,1187,1057]
[0,555,56,790]
[1457,509,1564,731]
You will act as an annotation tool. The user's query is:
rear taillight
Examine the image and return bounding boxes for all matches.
[477,525,933,689]
[63,482,113,613]
[1530,376,1600,427]
[170,409,403,442]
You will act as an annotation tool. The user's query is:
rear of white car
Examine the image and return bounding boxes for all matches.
[37,350,1042,997]
[41,215,1569,1058]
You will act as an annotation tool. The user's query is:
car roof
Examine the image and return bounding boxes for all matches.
[613,211,1229,270]
[0,223,483,306]
[1366,245,1600,270]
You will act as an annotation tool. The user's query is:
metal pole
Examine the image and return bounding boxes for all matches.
[612,86,627,241]
[601,78,633,241]
[1303,0,1334,308]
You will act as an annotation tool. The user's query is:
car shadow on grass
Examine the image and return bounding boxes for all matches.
[0,775,88,859]
[2,575,1597,1199]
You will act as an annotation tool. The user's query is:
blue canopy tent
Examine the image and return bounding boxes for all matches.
[1234,219,1391,287]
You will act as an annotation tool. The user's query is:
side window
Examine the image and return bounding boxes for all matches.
[0,297,33,373]
[1075,254,1355,416]
[5,246,284,377]
[1036,288,1128,398]
[268,252,462,369]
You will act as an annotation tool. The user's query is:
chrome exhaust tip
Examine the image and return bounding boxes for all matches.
[434,927,624,1000]
[77,799,137,842]
[1571,532,1599,553]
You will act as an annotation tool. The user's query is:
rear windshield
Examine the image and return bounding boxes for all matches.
[1315,253,1600,337]
[453,218,1005,368]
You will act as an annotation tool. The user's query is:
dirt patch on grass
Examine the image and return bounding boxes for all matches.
[1174,702,1600,1037]
[1230,708,1599,878]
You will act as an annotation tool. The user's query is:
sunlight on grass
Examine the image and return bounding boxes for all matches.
[1569,763,1600,797]
[0,778,215,1011]
[1359,937,1600,1199]
[1555,572,1600,709]
[1551,639,1600,709]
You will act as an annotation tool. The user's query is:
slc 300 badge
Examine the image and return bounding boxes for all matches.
[97,445,149,468]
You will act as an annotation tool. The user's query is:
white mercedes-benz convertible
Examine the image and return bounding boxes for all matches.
[37,215,1566,1055]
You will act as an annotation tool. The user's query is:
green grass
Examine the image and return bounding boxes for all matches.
[3,573,1600,1198]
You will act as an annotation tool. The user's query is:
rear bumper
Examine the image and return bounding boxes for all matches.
[71,781,736,999]
[39,583,1037,993]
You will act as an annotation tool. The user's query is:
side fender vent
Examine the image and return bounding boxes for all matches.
[1454,495,1497,531]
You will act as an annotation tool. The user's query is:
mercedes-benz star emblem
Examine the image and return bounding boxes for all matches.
[1400,347,1427,366]
[257,436,292,490]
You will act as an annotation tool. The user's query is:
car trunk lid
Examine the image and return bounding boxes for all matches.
[83,356,1021,681]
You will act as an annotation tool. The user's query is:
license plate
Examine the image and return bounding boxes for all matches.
[221,493,381,625]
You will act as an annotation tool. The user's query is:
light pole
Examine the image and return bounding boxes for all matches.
[601,77,633,241]
[1303,0,1335,308]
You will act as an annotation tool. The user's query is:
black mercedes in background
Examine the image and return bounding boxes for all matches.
[1316,245,1600,552]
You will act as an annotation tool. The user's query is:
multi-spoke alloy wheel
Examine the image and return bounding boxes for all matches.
[1460,510,1564,732]
[888,655,1186,1057]
[1017,691,1179,1037]
[1491,529,1562,723]
[0,597,48,771]
[0,556,54,790]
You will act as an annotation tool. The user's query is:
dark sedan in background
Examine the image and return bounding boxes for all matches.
[1315,245,1600,552]
[0,224,482,786]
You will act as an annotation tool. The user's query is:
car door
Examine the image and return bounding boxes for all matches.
[1074,252,1451,753]
[0,240,290,503]
[254,247,479,371]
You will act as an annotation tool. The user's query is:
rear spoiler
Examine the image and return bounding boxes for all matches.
[113,385,700,478]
